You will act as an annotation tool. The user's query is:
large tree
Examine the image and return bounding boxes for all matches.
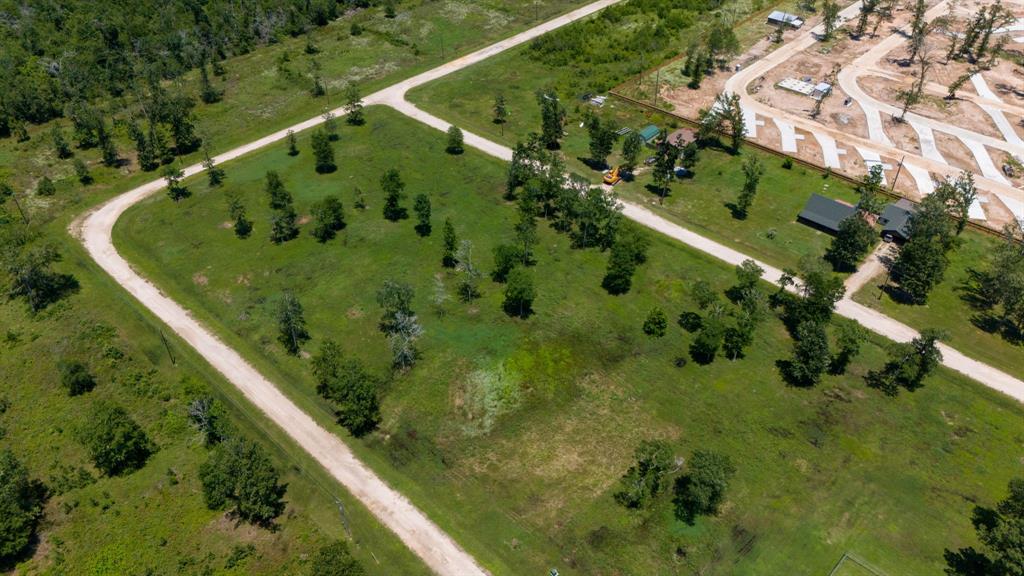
[586,114,617,167]
[536,89,565,149]
[78,402,154,476]
[890,194,958,304]
[967,224,1024,339]
[311,196,346,242]
[0,450,46,563]
[866,328,945,395]
[199,436,286,525]
[945,477,1024,576]
[786,321,831,386]
[614,440,673,509]
[734,155,764,219]
[826,215,876,272]
[673,450,735,523]
[311,340,381,437]
[503,266,536,318]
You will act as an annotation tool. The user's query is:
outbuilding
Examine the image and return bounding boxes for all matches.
[767,10,804,29]
[638,124,661,144]
[878,198,919,242]
[797,193,858,235]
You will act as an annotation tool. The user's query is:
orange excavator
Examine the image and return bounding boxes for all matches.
[603,165,621,186]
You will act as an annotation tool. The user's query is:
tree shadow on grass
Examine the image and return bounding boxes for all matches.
[723,201,747,221]
[577,157,608,172]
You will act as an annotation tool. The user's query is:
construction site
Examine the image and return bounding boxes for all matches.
[653,0,1024,231]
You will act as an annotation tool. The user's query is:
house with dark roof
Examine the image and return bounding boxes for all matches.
[797,193,858,235]
[878,198,918,242]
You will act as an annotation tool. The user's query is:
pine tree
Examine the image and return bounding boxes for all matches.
[442,218,458,267]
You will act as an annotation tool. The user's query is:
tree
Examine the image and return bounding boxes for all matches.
[381,168,407,221]
[269,205,299,244]
[287,129,299,156]
[712,92,746,153]
[446,125,464,154]
[935,171,977,235]
[413,194,431,236]
[228,193,253,239]
[36,176,55,197]
[322,110,339,141]
[786,321,831,386]
[944,477,1024,576]
[734,155,764,218]
[376,280,415,335]
[733,259,765,294]
[265,171,292,210]
[503,266,535,318]
[311,196,346,242]
[73,158,93,185]
[59,360,96,396]
[51,124,72,158]
[344,85,364,125]
[680,142,699,173]
[830,322,868,375]
[621,131,643,174]
[967,224,1024,339]
[602,226,650,295]
[907,0,928,63]
[493,93,508,134]
[311,130,336,173]
[826,215,876,272]
[199,436,286,525]
[491,244,522,283]
[389,311,424,369]
[643,308,668,337]
[276,292,310,355]
[98,120,118,166]
[2,242,78,313]
[614,440,673,509]
[455,240,482,301]
[202,149,225,187]
[857,164,886,215]
[650,131,679,203]
[199,64,223,104]
[854,0,879,37]
[782,256,846,328]
[0,450,46,563]
[442,218,458,268]
[673,450,735,523]
[690,310,725,364]
[821,0,841,40]
[586,114,617,167]
[431,275,451,317]
[187,396,233,447]
[536,89,565,149]
[514,201,538,265]
[164,165,189,202]
[78,402,154,476]
[692,279,719,311]
[866,328,945,395]
[890,194,957,303]
[312,340,381,436]
[308,540,366,576]
[897,52,932,122]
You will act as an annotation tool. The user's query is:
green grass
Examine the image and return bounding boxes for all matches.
[852,230,1024,380]
[113,106,1024,575]
[1,214,431,574]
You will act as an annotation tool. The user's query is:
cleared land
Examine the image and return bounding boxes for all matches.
[114,106,1024,575]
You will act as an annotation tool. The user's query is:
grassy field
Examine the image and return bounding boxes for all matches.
[406,44,864,273]
[1,212,431,574]
[852,230,1024,380]
[113,106,1024,575]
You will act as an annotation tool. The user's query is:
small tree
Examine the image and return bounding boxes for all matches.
[614,440,673,509]
[202,149,225,187]
[228,194,253,239]
[455,240,482,301]
[287,129,299,156]
[308,541,367,576]
[79,402,154,476]
[821,0,841,40]
[381,168,406,221]
[322,110,339,141]
[59,361,96,396]
[376,280,415,335]
[503,266,535,318]
[673,450,735,523]
[602,227,649,295]
[690,312,725,364]
[826,215,876,272]
[587,114,617,168]
[856,164,886,215]
[312,340,381,436]
[493,93,508,134]
[74,158,93,184]
[734,155,764,219]
[311,130,336,173]
[311,196,346,242]
[413,194,431,236]
[276,292,310,355]
[344,85,364,125]
[389,311,423,369]
[643,307,668,337]
[199,436,286,525]
[442,218,458,267]
[866,328,945,395]
[621,131,643,174]
[199,64,223,104]
[890,195,957,303]
[514,202,538,265]
[0,450,46,562]
[786,320,831,386]
[536,89,565,150]
[187,396,233,447]
[491,244,522,283]
[650,132,679,203]
[829,322,868,375]
[164,165,189,202]
[36,176,56,197]
[446,125,464,154]
[269,205,299,244]
[51,124,72,158]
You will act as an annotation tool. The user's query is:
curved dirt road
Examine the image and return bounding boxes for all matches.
[74,1,622,575]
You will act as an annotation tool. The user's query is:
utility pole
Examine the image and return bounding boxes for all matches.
[10,191,29,225]
[888,155,905,194]
[653,67,661,107]
[159,330,176,365]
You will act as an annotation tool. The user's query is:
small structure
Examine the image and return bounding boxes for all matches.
[590,95,607,107]
[778,77,817,97]
[668,127,696,147]
[767,10,804,29]
[638,124,661,144]
[878,198,918,242]
[812,82,832,100]
[798,193,858,234]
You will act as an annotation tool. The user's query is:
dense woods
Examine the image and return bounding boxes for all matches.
[0,0,372,132]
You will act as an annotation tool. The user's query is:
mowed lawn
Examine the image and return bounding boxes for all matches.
[853,230,1024,380]
[115,107,1024,575]
[407,48,864,272]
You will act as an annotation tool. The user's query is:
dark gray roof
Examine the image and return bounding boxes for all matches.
[878,199,918,241]
[798,193,857,233]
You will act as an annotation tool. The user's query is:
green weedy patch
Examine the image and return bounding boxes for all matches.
[459,363,524,436]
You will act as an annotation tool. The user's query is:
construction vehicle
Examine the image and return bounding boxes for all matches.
[603,165,621,185]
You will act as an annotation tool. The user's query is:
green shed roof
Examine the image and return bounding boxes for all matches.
[638,125,660,142]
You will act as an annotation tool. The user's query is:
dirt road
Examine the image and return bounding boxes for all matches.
[74,2,623,575]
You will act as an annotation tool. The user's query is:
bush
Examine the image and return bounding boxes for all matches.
[308,540,366,576]
[78,402,154,476]
[59,360,96,396]
[643,308,668,337]
[199,436,286,525]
